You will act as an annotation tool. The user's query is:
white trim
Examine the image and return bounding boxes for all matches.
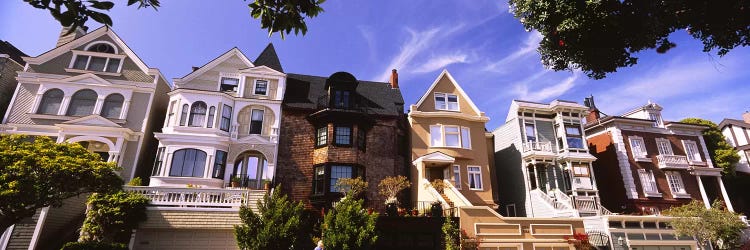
[175,47,254,84]
[1,225,14,250]
[2,81,22,123]
[453,165,462,189]
[28,207,49,250]
[414,69,483,115]
[506,203,516,217]
[467,165,484,190]
[83,40,120,54]
[474,223,522,236]
[528,224,574,236]
[252,79,269,96]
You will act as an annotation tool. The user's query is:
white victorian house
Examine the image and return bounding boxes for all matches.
[0,26,170,250]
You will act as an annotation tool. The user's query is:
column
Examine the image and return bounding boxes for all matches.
[30,93,43,113]
[696,176,711,209]
[93,97,105,115]
[119,100,131,120]
[717,176,735,212]
[58,96,72,115]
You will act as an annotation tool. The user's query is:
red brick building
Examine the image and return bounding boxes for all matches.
[584,99,733,214]
[276,71,408,210]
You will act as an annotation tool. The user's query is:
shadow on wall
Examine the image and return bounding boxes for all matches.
[587,141,629,214]
[494,144,526,217]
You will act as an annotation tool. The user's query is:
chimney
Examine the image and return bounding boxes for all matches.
[743,111,750,124]
[584,95,601,122]
[389,69,399,89]
[56,26,87,47]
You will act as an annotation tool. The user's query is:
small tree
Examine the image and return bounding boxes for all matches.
[0,135,123,230]
[79,191,149,243]
[378,175,410,205]
[679,118,740,175]
[663,200,746,249]
[335,177,368,198]
[234,184,305,250]
[442,218,460,250]
[321,179,378,250]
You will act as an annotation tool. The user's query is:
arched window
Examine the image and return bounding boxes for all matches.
[86,42,116,54]
[66,89,97,116]
[189,101,207,127]
[179,104,189,126]
[169,148,207,177]
[37,89,64,115]
[100,93,124,118]
[207,106,216,128]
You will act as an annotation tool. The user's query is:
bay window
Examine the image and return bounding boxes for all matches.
[152,147,165,176]
[429,124,471,149]
[313,166,326,195]
[316,126,328,147]
[207,106,215,128]
[188,102,207,127]
[330,165,353,192]
[66,89,97,116]
[220,104,232,132]
[180,104,189,126]
[169,148,207,177]
[212,150,227,179]
[525,123,536,142]
[565,125,583,148]
[334,125,352,146]
[37,89,64,115]
[311,165,362,195]
[254,80,268,95]
[100,93,124,119]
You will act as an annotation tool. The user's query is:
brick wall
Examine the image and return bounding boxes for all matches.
[587,131,630,213]
[277,109,407,211]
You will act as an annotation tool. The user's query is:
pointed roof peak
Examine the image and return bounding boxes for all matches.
[254,43,283,73]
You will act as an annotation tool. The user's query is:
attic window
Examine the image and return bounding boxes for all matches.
[70,43,122,74]
[434,93,458,111]
[87,43,116,54]
[220,77,239,92]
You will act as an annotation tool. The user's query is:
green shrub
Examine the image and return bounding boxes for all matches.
[126,177,142,186]
[79,191,148,243]
[234,185,306,250]
[60,241,127,250]
[321,196,378,249]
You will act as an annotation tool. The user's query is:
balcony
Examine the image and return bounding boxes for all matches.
[522,141,553,153]
[656,155,690,169]
[124,186,266,208]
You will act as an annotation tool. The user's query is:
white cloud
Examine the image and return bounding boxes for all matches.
[374,27,441,81]
[358,26,377,62]
[482,31,542,73]
[412,53,469,73]
[517,70,580,102]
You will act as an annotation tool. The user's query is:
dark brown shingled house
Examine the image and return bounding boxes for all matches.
[276,70,409,211]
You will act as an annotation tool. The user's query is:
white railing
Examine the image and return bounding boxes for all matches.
[422,179,449,209]
[124,186,261,208]
[656,155,690,169]
[522,141,553,153]
[572,196,598,214]
[550,189,574,210]
[532,189,568,210]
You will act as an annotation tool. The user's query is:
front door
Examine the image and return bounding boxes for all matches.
[428,167,445,181]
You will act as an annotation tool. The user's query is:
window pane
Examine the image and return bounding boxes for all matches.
[525,124,536,141]
[435,94,446,110]
[567,137,583,148]
[453,165,461,189]
[333,90,350,108]
[169,150,185,176]
[317,127,328,146]
[250,109,264,134]
[254,80,268,95]
[100,94,124,118]
[430,125,442,146]
[207,106,215,128]
[73,55,88,69]
[189,102,207,127]
[66,89,97,116]
[105,58,120,73]
[88,57,107,71]
[180,104,189,126]
[461,127,471,149]
[314,166,326,195]
[445,133,459,147]
[212,150,227,179]
[220,77,239,92]
[447,94,458,111]
[335,126,351,145]
[192,150,206,177]
[565,126,581,135]
[330,165,353,192]
[220,105,232,131]
[38,89,64,115]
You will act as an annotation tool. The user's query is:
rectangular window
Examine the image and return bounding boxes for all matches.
[525,123,536,142]
[656,138,674,155]
[220,77,239,92]
[105,58,120,72]
[71,55,122,73]
[152,147,165,176]
[220,104,232,132]
[573,165,590,177]
[207,106,215,128]
[357,128,366,150]
[167,101,176,126]
[468,166,483,190]
[453,165,461,189]
[316,127,328,146]
[430,125,442,146]
[461,127,471,149]
[629,136,648,159]
[333,90,351,108]
[212,150,227,179]
[665,171,686,195]
[682,140,702,162]
[444,126,460,147]
[434,93,458,111]
[330,165,353,192]
[638,169,659,195]
[313,166,326,195]
[506,204,516,217]
[334,126,352,145]
[565,125,584,148]
[249,109,264,134]
[88,57,107,71]
[73,55,88,69]
[649,113,662,127]
[254,80,268,95]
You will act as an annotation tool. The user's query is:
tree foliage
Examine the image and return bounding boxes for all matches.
[442,217,460,250]
[78,191,149,243]
[23,0,160,33]
[321,181,378,250]
[679,118,740,175]
[0,135,123,230]
[248,0,325,38]
[234,185,306,250]
[335,177,368,198]
[378,175,410,204]
[509,0,750,79]
[663,200,746,249]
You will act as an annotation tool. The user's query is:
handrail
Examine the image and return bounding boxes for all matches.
[422,179,449,209]
[531,189,565,210]
[551,189,574,210]
[124,186,265,208]
[443,179,472,207]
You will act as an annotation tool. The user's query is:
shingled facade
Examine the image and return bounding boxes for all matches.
[276,71,408,210]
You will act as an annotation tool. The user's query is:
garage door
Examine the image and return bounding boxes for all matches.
[133,229,239,250]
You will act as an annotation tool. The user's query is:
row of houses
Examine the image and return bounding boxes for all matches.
[1,26,748,250]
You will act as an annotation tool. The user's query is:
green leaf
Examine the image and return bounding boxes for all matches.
[88,1,115,10]
[88,11,113,26]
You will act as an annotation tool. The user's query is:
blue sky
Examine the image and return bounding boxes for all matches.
[2,0,749,129]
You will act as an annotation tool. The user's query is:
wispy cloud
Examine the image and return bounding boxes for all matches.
[482,31,542,73]
[358,26,377,62]
[375,27,442,81]
[514,70,580,102]
[412,52,469,73]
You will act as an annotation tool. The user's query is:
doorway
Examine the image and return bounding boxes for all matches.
[232,151,269,189]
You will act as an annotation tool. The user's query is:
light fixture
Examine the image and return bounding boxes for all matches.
[617,236,624,246]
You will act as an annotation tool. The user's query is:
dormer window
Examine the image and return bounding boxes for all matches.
[333,90,351,109]
[649,112,663,127]
[220,77,239,92]
[435,93,458,111]
[254,80,268,95]
[70,42,122,73]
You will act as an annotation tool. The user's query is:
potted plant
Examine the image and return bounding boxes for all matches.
[430,179,447,194]
[378,176,411,217]
[230,176,241,188]
[430,201,443,217]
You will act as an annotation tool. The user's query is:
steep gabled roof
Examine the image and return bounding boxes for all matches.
[414,69,483,115]
[174,47,255,82]
[254,43,283,73]
[0,40,28,65]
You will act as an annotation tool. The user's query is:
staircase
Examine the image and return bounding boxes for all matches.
[530,189,579,218]
[440,193,454,207]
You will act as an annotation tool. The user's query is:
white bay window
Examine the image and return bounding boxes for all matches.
[429,124,471,149]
